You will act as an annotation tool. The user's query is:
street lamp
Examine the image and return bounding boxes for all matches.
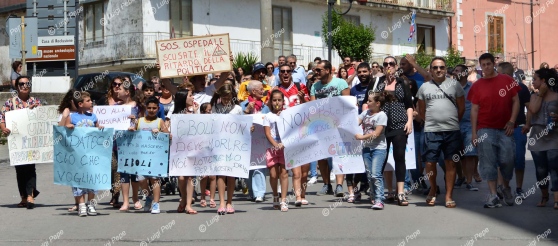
[327,0,356,61]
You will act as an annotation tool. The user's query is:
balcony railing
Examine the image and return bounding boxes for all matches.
[366,0,452,12]
[79,33,349,68]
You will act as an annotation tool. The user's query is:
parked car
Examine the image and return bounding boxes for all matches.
[73,72,146,105]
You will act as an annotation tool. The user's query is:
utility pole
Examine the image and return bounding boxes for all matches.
[260,0,274,63]
[20,16,27,76]
[74,0,79,82]
[327,0,354,62]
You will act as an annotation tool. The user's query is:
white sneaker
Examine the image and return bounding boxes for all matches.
[78,204,87,217]
[151,202,160,214]
[255,196,264,202]
[330,172,335,181]
[87,204,97,216]
[308,176,318,184]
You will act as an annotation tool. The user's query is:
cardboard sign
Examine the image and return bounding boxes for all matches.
[53,126,114,190]
[92,105,132,130]
[6,106,59,165]
[277,96,365,174]
[169,114,252,178]
[156,34,232,78]
[116,130,170,177]
[249,114,272,170]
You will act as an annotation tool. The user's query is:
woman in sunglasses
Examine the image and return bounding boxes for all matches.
[0,76,41,209]
[362,56,414,206]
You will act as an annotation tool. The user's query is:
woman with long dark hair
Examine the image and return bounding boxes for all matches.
[10,61,22,92]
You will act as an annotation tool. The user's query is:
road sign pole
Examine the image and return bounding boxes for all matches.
[21,16,27,76]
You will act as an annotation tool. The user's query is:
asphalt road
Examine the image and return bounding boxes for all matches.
[0,145,556,246]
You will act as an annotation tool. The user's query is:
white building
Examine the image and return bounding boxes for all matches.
[1,0,453,82]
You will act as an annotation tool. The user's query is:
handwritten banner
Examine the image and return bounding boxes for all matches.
[156,33,232,78]
[169,114,252,178]
[385,130,416,171]
[250,114,272,170]
[53,126,114,190]
[277,96,365,173]
[93,105,131,130]
[6,106,59,165]
[116,130,170,177]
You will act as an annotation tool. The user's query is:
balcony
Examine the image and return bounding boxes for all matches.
[336,0,454,16]
[78,32,347,73]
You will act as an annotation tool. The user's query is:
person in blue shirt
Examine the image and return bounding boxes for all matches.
[275,55,307,86]
[273,55,287,76]
[141,81,165,119]
[399,55,432,89]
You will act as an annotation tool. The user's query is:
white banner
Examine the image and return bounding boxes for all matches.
[277,96,365,173]
[92,105,132,130]
[169,114,252,178]
[6,106,59,165]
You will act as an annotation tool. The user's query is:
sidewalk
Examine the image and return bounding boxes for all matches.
[0,144,8,162]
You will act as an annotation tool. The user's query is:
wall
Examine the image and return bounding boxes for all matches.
[453,0,558,71]
[0,10,26,84]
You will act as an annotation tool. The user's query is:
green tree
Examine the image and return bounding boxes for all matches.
[322,10,376,61]
[444,46,464,68]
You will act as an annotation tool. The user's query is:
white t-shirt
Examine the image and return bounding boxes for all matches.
[358,110,388,149]
[212,104,242,115]
[193,84,216,106]
[262,112,281,143]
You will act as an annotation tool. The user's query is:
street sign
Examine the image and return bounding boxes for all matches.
[27,45,75,62]
[38,36,75,46]
[7,17,39,59]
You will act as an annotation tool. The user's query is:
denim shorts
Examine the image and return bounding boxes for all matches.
[119,173,138,183]
[477,128,515,181]
[423,131,462,163]
[72,187,98,197]
[513,126,527,170]
[460,123,477,156]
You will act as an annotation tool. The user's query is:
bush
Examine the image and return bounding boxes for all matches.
[233,52,259,75]
[322,10,376,61]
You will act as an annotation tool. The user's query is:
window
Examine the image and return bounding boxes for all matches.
[170,0,192,38]
[417,25,435,54]
[272,6,293,58]
[343,15,360,25]
[84,1,104,43]
[487,15,504,53]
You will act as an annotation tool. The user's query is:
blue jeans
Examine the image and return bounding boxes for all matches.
[310,161,318,177]
[248,169,266,198]
[530,150,558,191]
[363,148,387,202]
[477,129,515,181]
[514,127,527,170]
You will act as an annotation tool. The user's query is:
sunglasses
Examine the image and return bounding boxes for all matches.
[344,60,351,62]
[288,62,296,65]
[18,82,31,87]
[383,62,396,67]
[280,70,292,74]
[314,68,323,73]
[432,66,446,70]
[112,82,122,87]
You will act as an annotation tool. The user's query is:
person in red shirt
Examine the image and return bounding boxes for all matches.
[275,64,309,108]
[468,53,520,208]
[343,56,355,76]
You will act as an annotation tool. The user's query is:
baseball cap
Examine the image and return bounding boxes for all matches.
[252,62,266,74]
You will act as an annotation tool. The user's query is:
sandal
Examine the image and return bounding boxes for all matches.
[17,201,27,208]
[445,200,456,208]
[186,209,198,214]
[386,193,395,202]
[301,199,309,205]
[397,193,409,206]
[226,205,235,214]
[554,202,558,210]
[177,203,186,213]
[200,200,207,208]
[426,196,436,206]
[280,201,289,212]
[68,205,78,212]
[134,201,143,210]
[347,194,355,203]
[273,196,280,210]
[217,207,226,215]
[295,200,302,207]
[119,205,129,212]
[537,196,549,207]
[209,200,216,208]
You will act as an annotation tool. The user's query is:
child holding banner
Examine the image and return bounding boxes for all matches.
[129,97,170,214]
[356,92,391,210]
[198,102,217,209]
[57,89,81,212]
[210,84,241,214]
[65,91,105,217]
[168,89,198,214]
[264,90,289,212]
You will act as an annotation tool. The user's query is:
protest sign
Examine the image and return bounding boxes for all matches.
[169,114,252,178]
[250,114,272,170]
[277,96,365,174]
[93,105,132,130]
[53,126,114,190]
[385,130,416,171]
[156,33,232,78]
[116,130,170,177]
[6,106,59,165]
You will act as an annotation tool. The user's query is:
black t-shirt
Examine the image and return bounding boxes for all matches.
[513,69,526,82]
[516,82,531,125]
